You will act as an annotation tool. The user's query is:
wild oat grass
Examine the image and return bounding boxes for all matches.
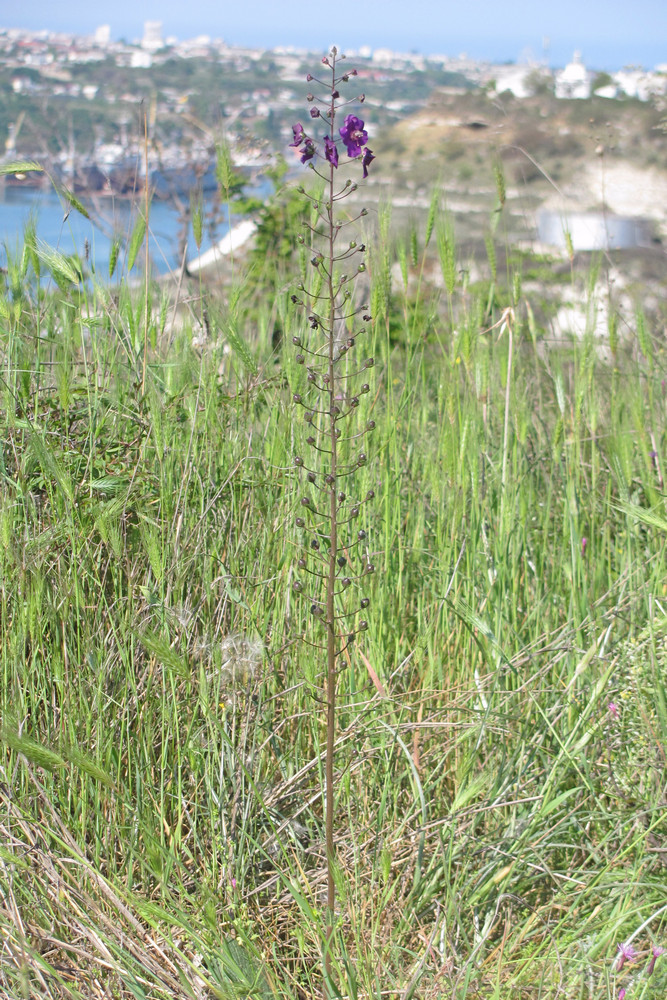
[1,154,666,999]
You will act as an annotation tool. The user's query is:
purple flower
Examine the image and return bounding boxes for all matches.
[324,136,339,168]
[608,701,620,720]
[581,536,587,556]
[618,990,626,1000]
[361,147,375,178]
[290,122,307,147]
[617,942,637,971]
[309,107,320,118]
[646,945,665,977]
[340,114,368,159]
[300,140,315,164]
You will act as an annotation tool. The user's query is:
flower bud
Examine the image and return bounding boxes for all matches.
[366,563,375,574]
[361,383,370,393]
[360,597,370,608]
[325,473,335,485]
[307,472,316,483]
[307,435,316,446]
[358,529,367,540]
[358,263,366,272]
[310,107,320,118]
[304,411,313,423]
[338,492,346,502]
[293,393,302,404]
[347,337,355,348]
[306,74,313,81]
[366,490,375,500]
[296,354,305,364]
[341,577,351,588]
[338,556,347,567]
[358,620,369,630]
[365,358,375,368]
[350,397,359,407]
[294,456,304,466]
[360,208,368,217]
[358,452,367,465]
[350,506,359,518]
[292,335,302,346]
[366,420,375,430]
[298,557,307,569]
[311,539,320,550]
[295,516,305,527]
[359,94,365,102]
[293,580,303,592]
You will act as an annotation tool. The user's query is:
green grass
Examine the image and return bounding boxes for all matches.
[1,182,666,1000]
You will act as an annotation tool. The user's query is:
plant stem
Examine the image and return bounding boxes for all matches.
[324,59,338,993]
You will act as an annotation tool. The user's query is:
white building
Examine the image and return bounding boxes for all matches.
[93,24,111,46]
[613,69,667,101]
[142,21,163,52]
[555,52,591,99]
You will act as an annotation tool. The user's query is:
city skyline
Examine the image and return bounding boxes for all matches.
[2,0,666,70]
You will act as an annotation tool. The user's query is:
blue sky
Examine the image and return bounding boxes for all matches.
[2,0,666,69]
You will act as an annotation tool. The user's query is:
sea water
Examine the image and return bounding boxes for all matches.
[0,183,255,280]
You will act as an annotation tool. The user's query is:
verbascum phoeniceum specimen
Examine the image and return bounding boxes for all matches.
[288,46,377,992]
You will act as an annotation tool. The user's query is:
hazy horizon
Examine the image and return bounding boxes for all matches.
[2,0,665,71]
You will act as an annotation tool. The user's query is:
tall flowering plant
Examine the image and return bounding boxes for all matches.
[288,46,376,991]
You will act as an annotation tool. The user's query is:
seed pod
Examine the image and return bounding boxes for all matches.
[366,490,375,500]
[293,581,303,592]
[357,529,366,540]
[360,597,370,609]
[293,393,302,404]
[293,336,302,345]
[294,456,304,466]
[358,620,369,631]
[295,517,305,528]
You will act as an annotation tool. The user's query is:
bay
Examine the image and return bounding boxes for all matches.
[0,182,254,281]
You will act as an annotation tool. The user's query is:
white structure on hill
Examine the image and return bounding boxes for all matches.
[142,21,163,51]
[555,52,591,99]
[93,24,111,46]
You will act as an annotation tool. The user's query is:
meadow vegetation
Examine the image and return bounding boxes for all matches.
[1,129,666,1000]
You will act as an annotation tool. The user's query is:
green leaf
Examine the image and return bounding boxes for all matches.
[135,628,189,678]
[108,235,121,278]
[127,212,146,272]
[34,238,81,287]
[58,184,90,219]
[0,160,43,176]
[220,564,250,610]
[2,726,67,773]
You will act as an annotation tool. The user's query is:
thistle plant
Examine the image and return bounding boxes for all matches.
[288,47,376,985]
